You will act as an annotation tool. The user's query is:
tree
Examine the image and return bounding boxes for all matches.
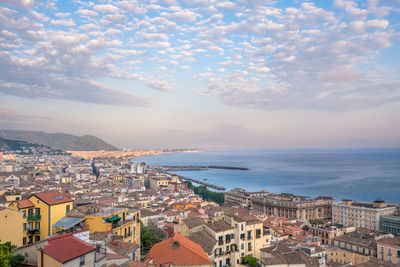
[0,241,25,267]
[242,255,257,267]
[140,223,167,259]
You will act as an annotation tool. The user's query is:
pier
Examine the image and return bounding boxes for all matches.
[152,165,249,171]
[166,172,226,191]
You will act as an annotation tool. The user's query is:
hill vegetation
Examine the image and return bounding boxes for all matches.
[0,130,118,151]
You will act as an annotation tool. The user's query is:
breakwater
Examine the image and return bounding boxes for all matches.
[152,165,249,171]
[166,172,226,190]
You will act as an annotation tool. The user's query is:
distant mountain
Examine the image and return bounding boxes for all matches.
[0,130,119,151]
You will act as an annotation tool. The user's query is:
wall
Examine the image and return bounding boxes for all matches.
[0,208,23,247]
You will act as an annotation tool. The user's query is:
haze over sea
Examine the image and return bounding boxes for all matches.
[134,149,400,204]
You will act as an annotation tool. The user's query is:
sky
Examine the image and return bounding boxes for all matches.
[0,0,400,149]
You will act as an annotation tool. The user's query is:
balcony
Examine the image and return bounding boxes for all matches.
[124,232,132,238]
[27,214,41,221]
[28,229,40,235]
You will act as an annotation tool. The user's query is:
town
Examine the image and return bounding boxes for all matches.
[0,151,399,267]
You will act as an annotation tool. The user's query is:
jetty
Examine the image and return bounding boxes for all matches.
[152,165,249,171]
[166,172,226,191]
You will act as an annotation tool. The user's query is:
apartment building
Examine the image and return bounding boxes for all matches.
[252,194,333,221]
[310,224,355,245]
[224,188,269,209]
[325,245,370,266]
[332,200,397,231]
[376,236,400,265]
[9,191,73,246]
[185,213,271,267]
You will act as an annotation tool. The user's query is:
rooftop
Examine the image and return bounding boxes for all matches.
[33,190,73,205]
[206,220,233,232]
[42,234,96,263]
[146,233,212,265]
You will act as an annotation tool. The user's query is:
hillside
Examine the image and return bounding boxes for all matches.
[0,130,119,151]
[0,137,40,151]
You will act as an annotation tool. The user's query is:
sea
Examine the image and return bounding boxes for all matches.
[132,148,400,203]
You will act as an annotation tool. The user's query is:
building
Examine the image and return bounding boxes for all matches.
[225,188,269,209]
[332,200,397,231]
[380,215,400,236]
[185,213,271,267]
[0,207,24,247]
[174,217,205,237]
[149,177,170,191]
[376,236,400,265]
[260,241,319,267]
[131,162,147,174]
[38,233,96,267]
[325,245,370,266]
[146,233,213,266]
[70,206,140,254]
[310,224,356,245]
[252,194,333,221]
[9,190,74,245]
[332,228,392,257]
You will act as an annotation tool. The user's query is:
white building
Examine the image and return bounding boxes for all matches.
[332,200,397,231]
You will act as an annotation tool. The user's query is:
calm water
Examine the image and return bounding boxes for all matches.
[133,149,400,203]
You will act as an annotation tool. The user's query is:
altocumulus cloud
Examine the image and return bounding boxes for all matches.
[0,0,399,110]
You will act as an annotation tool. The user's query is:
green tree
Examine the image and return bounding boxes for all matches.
[0,241,25,267]
[242,255,257,267]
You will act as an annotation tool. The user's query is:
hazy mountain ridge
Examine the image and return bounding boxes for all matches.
[0,130,118,151]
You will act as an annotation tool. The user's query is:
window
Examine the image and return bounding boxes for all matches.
[35,208,40,216]
[218,236,223,245]
[241,224,244,231]
[123,212,126,221]
[256,229,261,238]
[35,222,40,230]
[247,231,252,240]
[240,233,245,240]
[23,238,26,245]
[22,210,26,219]
[35,236,40,242]
[241,243,244,250]
[66,205,70,213]
[28,236,33,244]
[248,242,252,251]
[28,208,33,217]
[23,223,26,232]
[28,222,33,230]
[79,255,85,266]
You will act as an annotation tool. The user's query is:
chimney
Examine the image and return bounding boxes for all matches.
[172,240,180,249]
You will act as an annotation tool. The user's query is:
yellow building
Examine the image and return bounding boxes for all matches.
[9,191,73,246]
[0,207,24,247]
[81,207,141,257]
[61,176,72,183]
[325,246,370,266]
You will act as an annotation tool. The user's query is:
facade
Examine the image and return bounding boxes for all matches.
[380,215,400,236]
[9,191,73,246]
[376,236,400,265]
[149,177,170,191]
[224,188,269,209]
[0,207,24,247]
[310,224,356,245]
[174,217,205,237]
[84,207,140,248]
[252,194,333,221]
[332,200,397,231]
[325,245,370,266]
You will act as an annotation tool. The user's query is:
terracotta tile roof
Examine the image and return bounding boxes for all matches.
[146,233,212,265]
[15,199,34,209]
[42,234,95,263]
[32,190,73,205]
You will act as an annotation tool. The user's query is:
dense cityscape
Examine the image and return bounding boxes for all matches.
[0,144,399,267]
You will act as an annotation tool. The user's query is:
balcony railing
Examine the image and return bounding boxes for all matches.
[124,232,132,238]
[27,214,41,221]
[28,229,40,235]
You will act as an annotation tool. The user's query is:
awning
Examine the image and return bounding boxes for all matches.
[104,215,120,222]
[53,217,85,229]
